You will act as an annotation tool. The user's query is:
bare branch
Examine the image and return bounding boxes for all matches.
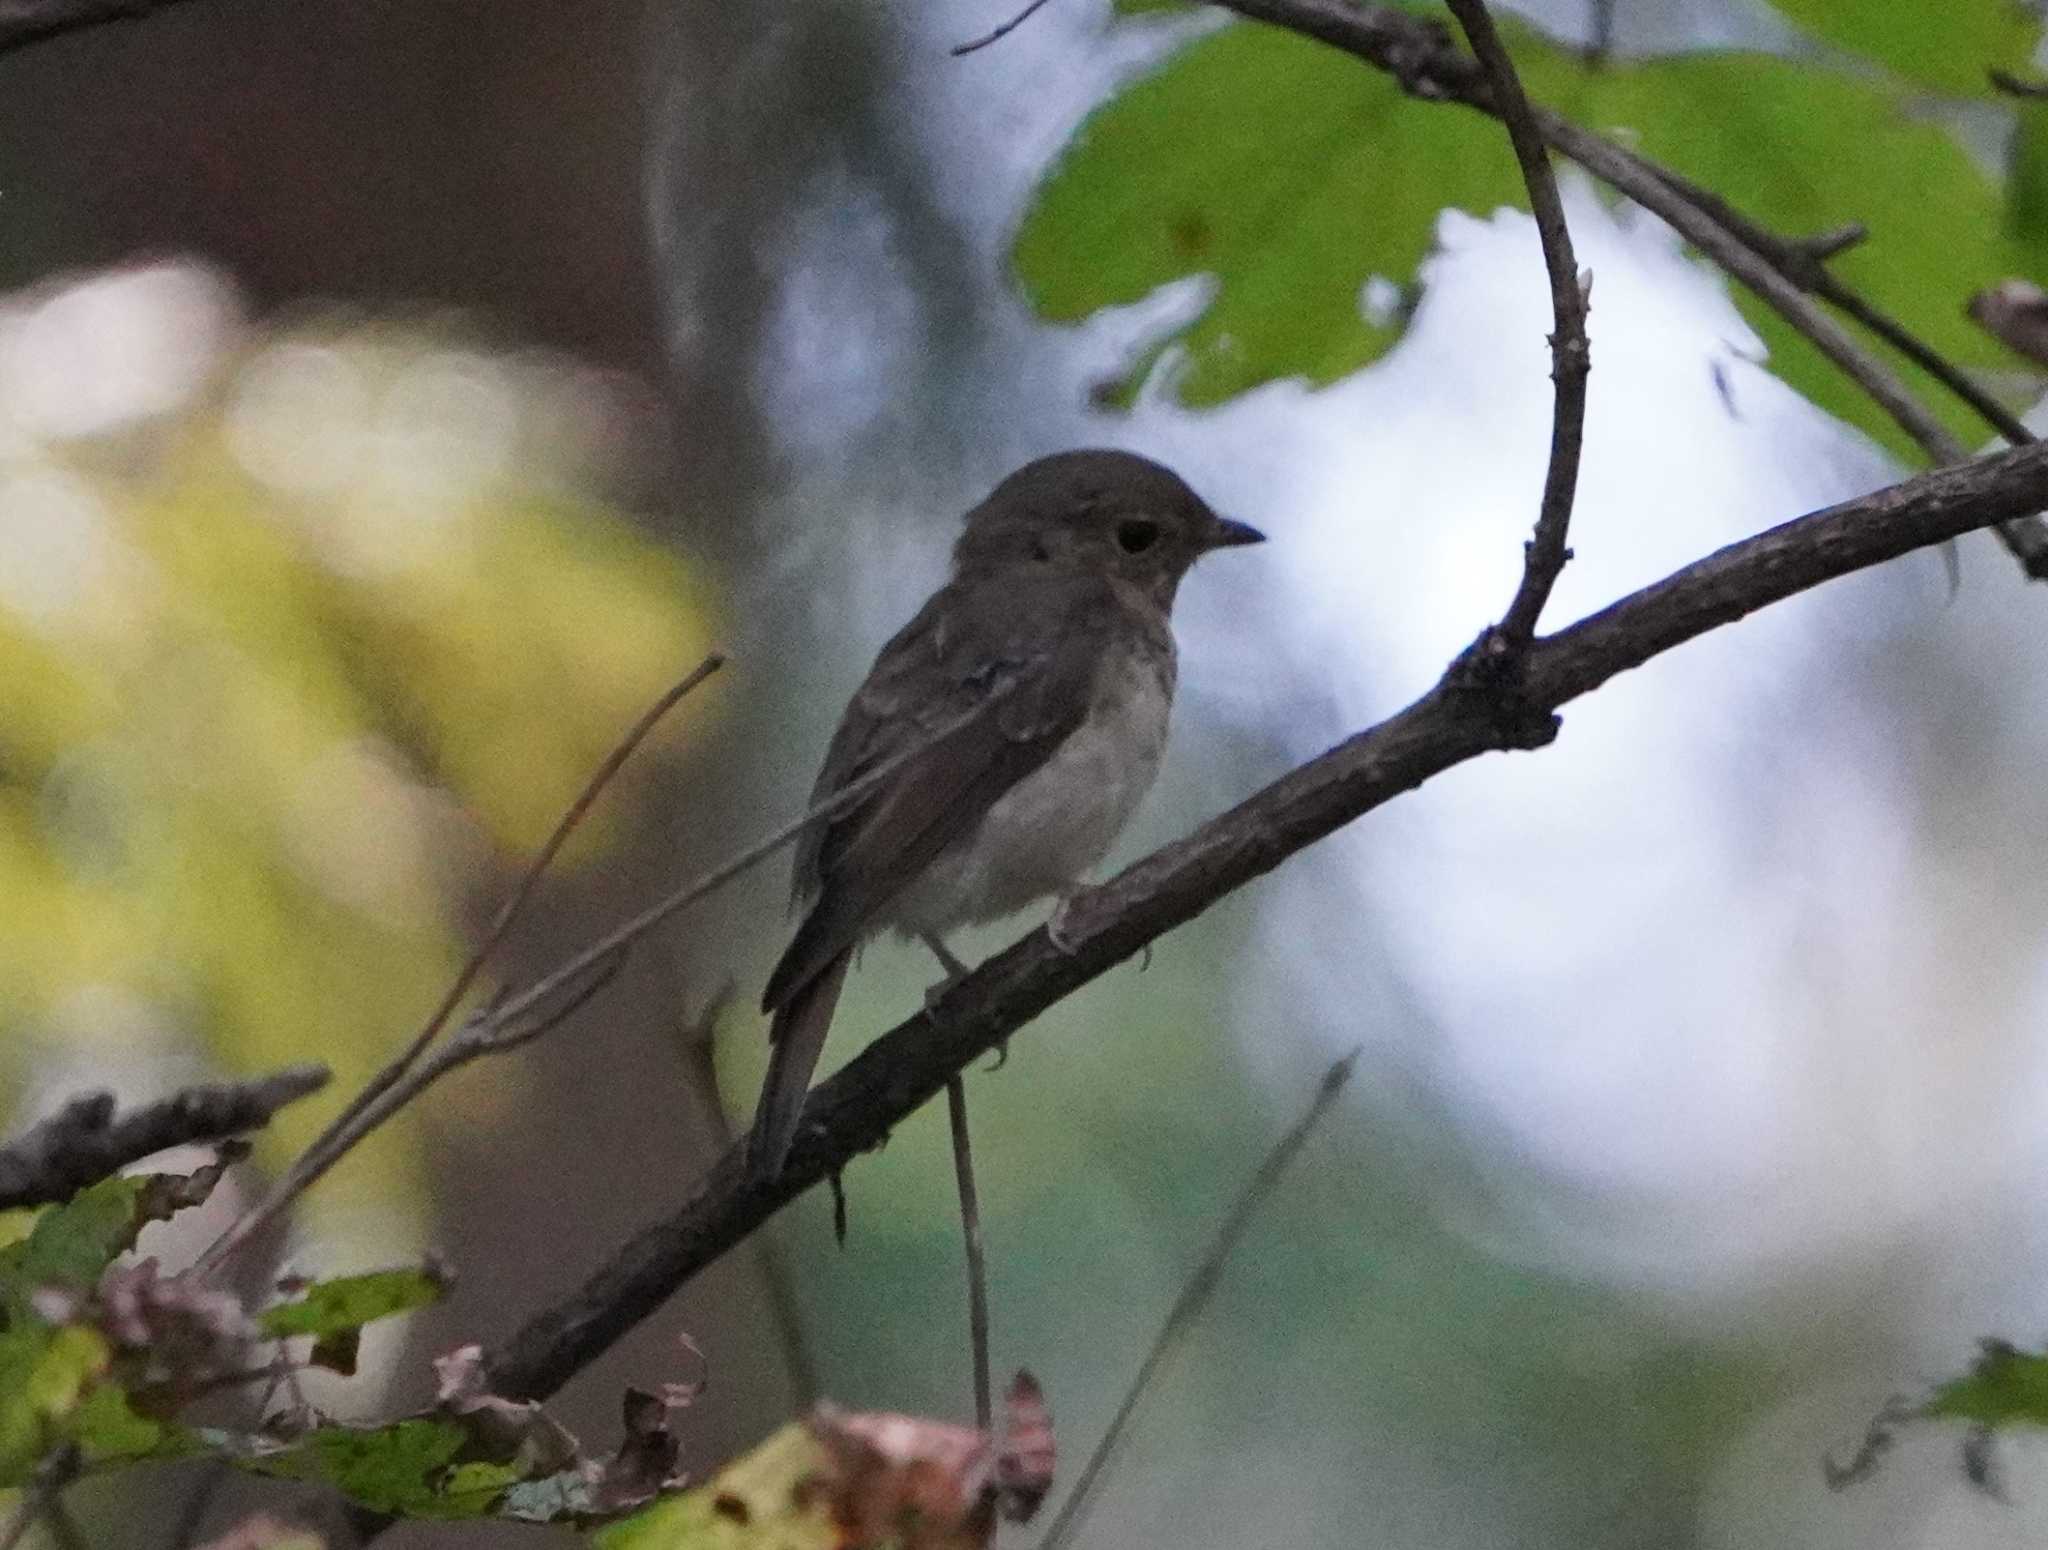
[1624,158,2036,451]
[1038,1051,1358,1550]
[674,982,824,1404]
[443,676,1023,1048]
[481,439,2048,1403]
[950,0,1057,56]
[0,1065,329,1212]
[946,1076,992,1431]
[1443,0,1589,649]
[0,0,196,58]
[194,655,725,1278]
[196,656,1016,1286]
[1989,67,2048,100]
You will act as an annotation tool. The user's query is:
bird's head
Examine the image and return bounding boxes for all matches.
[953,449,1263,606]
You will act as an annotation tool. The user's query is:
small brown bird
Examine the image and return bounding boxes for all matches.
[749,449,1263,1179]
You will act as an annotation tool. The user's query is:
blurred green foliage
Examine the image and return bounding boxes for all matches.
[0,1159,527,1520]
[1013,3,2048,456]
[1925,1339,2048,1428]
[0,1165,1023,1539]
[0,296,715,1247]
[258,1266,446,1341]
[1766,0,2038,100]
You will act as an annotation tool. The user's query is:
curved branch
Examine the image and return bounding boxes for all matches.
[483,438,2048,1403]
[1443,0,1588,648]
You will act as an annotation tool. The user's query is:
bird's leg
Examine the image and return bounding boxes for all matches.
[945,1075,993,1431]
[921,945,994,1423]
[919,931,1012,1069]
[918,931,973,1011]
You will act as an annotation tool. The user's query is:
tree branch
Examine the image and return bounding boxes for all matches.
[950,0,1057,56]
[1622,162,2033,444]
[482,438,2048,1403]
[1210,0,2048,579]
[1443,0,1589,648]
[0,0,196,58]
[0,1066,329,1212]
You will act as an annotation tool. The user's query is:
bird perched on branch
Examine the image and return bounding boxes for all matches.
[749,449,1263,1180]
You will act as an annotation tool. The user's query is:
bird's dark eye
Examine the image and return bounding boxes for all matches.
[1116,518,1160,554]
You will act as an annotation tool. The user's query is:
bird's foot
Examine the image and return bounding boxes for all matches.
[985,1039,1011,1072]
[1047,885,1097,954]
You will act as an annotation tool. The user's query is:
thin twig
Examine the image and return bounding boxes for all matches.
[950,0,1056,56]
[1531,116,2048,577]
[438,678,1021,1050]
[194,656,724,1278]
[1038,1051,1359,1550]
[0,1065,329,1211]
[212,944,629,1258]
[479,440,2048,1404]
[1626,156,2038,448]
[414,654,727,1087]
[1573,135,2048,576]
[1989,67,2048,100]
[0,1446,80,1550]
[945,1076,992,1430]
[675,981,823,1404]
[1443,0,1589,648]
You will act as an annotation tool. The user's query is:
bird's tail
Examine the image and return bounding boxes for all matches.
[749,949,851,1182]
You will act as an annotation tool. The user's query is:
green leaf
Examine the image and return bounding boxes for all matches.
[0,1170,218,1317]
[1924,1340,2048,1427]
[0,1325,109,1483]
[249,1417,482,1517]
[1013,19,2035,454]
[1014,22,1572,406]
[1767,0,2039,99]
[68,1381,175,1466]
[0,1181,146,1309]
[0,1324,197,1486]
[592,1424,837,1550]
[258,1265,447,1341]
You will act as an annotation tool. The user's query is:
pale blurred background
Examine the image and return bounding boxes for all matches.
[6,0,2048,1545]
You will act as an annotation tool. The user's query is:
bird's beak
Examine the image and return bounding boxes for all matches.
[1206,516,1266,549]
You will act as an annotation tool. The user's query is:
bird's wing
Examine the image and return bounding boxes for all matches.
[762,572,1119,1014]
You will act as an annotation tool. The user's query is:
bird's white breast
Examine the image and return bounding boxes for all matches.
[887,639,1174,938]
